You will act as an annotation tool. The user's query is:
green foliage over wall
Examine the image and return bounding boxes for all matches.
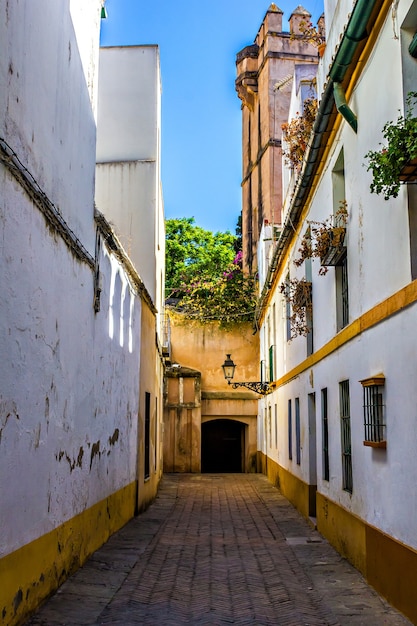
[165,217,257,325]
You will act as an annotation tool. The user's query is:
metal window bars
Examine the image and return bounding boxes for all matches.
[360,376,386,448]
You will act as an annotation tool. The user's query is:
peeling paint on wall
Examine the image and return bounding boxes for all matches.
[0,399,20,444]
[108,428,119,446]
[90,440,101,469]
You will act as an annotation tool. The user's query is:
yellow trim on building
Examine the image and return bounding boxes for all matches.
[0,481,136,626]
[259,453,312,519]
[316,491,367,574]
[272,279,417,389]
[317,492,417,624]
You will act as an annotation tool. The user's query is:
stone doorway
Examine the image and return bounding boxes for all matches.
[201,419,245,472]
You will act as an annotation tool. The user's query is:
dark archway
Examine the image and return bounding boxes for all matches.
[201,419,244,472]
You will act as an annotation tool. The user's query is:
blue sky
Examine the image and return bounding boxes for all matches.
[100,1,324,234]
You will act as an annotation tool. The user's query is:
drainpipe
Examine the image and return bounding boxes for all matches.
[255,0,383,326]
[333,82,357,133]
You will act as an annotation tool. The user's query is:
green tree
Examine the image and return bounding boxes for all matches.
[165,217,257,325]
[165,217,237,293]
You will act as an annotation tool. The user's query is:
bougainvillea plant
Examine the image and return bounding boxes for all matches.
[171,252,258,327]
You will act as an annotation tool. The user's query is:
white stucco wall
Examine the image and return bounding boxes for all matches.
[0,167,141,557]
[0,0,101,252]
[260,0,417,551]
[95,45,163,308]
[0,0,143,559]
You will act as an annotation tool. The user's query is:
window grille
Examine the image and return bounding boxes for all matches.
[336,253,349,330]
[339,380,352,493]
[295,397,301,465]
[360,376,386,448]
[144,392,151,480]
[268,405,272,448]
[269,345,275,382]
[288,399,293,461]
[321,388,329,481]
[260,359,266,383]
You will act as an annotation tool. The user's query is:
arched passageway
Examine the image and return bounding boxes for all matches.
[201,419,245,472]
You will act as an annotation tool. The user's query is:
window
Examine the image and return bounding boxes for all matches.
[274,403,278,449]
[144,392,151,479]
[285,274,291,341]
[333,150,349,331]
[154,396,158,472]
[260,359,266,383]
[339,380,352,493]
[269,345,275,382]
[268,405,272,448]
[336,254,349,330]
[295,397,301,465]
[321,388,329,481]
[305,255,314,355]
[288,399,293,461]
[360,375,386,448]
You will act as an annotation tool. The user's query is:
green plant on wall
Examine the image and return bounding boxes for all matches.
[365,91,417,200]
[165,217,257,326]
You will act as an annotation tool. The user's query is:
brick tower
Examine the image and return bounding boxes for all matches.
[236,4,320,274]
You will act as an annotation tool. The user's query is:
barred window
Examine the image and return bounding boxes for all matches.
[339,380,352,493]
[360,376,386,448]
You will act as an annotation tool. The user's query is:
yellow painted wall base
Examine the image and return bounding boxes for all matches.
[0,481,136,626]
[316,491,367,574]
[366,524,417,625]
[262,459,417,623]
[260,453,312,519]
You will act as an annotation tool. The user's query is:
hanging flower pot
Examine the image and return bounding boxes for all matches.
[365,92,417,199]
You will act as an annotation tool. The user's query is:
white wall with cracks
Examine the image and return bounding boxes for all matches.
[0,0,144,560]
[0,162,141,557]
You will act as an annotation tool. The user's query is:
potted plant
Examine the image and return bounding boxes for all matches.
[294,201,348,275]
[281,97,318,170]
[365,91,417,199]
[279,277,312,337]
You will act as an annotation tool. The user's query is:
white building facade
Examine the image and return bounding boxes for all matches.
[0,3,164,624]
[256,1,417,621]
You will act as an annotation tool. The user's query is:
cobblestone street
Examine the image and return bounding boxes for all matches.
[26,474,412,625]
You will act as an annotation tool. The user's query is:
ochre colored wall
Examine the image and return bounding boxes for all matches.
[316,492,367,574]
[259,453,311,519]
[366,525,417,624]
[164,369,202,473]
[165,315,260,473]
[170,315,260,392]
[137,301,163,512]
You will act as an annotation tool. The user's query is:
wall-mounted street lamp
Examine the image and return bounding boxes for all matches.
[221,354,272,396]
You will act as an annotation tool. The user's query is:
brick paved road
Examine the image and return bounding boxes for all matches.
[26,474,411,626]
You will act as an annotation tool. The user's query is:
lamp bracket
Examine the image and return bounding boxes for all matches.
[229,381,272,395]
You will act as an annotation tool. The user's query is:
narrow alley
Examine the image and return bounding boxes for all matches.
[26,474,411,626]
